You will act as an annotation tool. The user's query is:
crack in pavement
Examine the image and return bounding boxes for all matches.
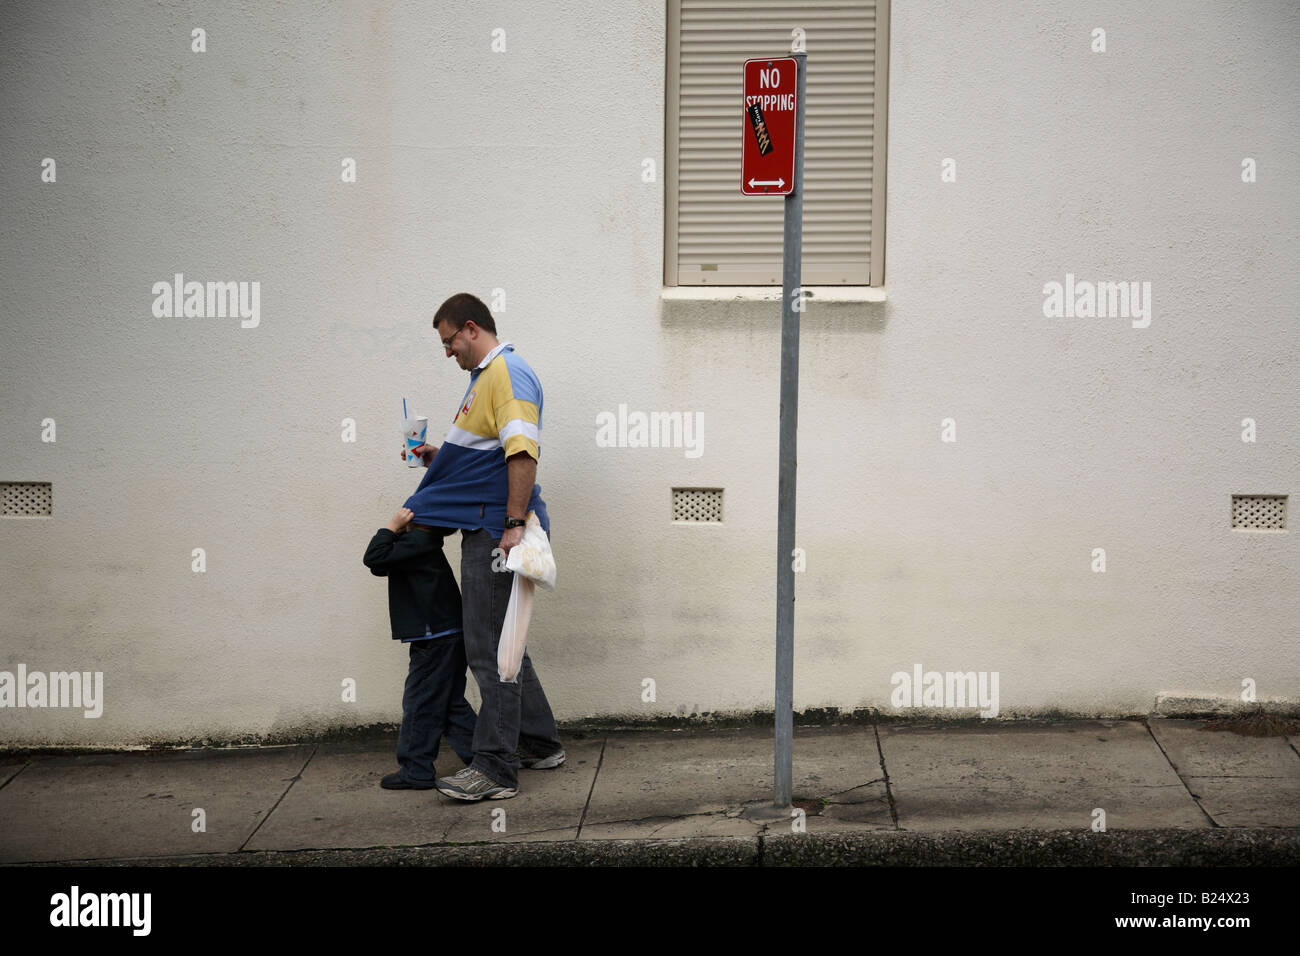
[0,760,30,793]
[823,778,887,804]
[575,738,605,840]
[1143,720,1219,828]
[239,744,318,852]
[581,807,765,836]
[873,723,901,829]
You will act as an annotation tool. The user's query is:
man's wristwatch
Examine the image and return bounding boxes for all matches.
[504,516,527,529]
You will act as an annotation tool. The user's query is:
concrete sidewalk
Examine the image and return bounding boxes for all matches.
[2,719,1298,866]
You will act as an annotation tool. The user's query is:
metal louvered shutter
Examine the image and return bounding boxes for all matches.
[666,0,887,286]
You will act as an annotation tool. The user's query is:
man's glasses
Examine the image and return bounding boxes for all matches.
[441,324,469,350]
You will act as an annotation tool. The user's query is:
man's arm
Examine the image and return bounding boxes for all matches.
[493,359,543,552]
[501,451,536,552]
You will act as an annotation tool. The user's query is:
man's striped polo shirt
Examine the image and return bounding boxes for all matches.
[404,341,550,538]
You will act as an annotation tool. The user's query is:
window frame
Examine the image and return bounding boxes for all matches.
[663,0,890,288]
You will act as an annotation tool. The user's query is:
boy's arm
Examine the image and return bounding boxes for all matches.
[362,529,397,576]
[363,508,435,575]
[363,527,441,575]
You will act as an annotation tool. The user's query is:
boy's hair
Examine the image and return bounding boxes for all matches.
[433,292,497,336]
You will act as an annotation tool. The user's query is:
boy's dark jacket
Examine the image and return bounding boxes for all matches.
[362,526,463,640]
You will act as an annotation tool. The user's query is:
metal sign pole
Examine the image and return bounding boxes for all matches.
[773,49,806,811]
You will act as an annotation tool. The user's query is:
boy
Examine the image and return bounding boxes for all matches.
[363,505,476,789]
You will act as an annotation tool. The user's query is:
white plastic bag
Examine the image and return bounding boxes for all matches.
[504,511,556,590]
[497,511,555,683]
[497,573,535,683]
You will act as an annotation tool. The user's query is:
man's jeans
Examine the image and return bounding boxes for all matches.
[396,633,477,782]
[460,528,563,788]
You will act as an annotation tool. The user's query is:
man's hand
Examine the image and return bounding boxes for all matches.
[399,443,436,466]
[499,524,524,555]
[386,507,414,533]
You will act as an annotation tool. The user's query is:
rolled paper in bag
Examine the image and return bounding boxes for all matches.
[497,574,535,683]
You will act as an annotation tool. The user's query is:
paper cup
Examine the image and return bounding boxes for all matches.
[402,416,428,467]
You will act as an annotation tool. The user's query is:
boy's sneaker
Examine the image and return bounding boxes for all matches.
[380,772,438,790]
[435,766,517,801]
[518,749,566,770]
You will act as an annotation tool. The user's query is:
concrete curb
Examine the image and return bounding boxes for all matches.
[26,828,1300,868]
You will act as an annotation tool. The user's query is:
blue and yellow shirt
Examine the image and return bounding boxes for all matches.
[404,342,549,538]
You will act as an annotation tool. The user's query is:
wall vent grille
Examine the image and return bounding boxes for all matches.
[673,488,723,523]
[1231,495,1286,530]
[2,482,52,516]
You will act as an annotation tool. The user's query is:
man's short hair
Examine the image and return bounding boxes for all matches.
[434,293,497,336]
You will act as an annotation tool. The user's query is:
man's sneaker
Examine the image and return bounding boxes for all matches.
[435,766,518,801]
[380,771,438,790]
[519,749,566,770]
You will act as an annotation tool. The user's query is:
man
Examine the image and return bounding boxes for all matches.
[401,292,564,801]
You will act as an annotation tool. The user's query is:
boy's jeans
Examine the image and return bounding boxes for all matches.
[460,528,563,789]
[396,633,477,782]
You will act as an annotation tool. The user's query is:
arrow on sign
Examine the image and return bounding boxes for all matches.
[748,178,786,188]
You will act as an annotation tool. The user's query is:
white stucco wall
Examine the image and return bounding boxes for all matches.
[1,0,1296,745]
